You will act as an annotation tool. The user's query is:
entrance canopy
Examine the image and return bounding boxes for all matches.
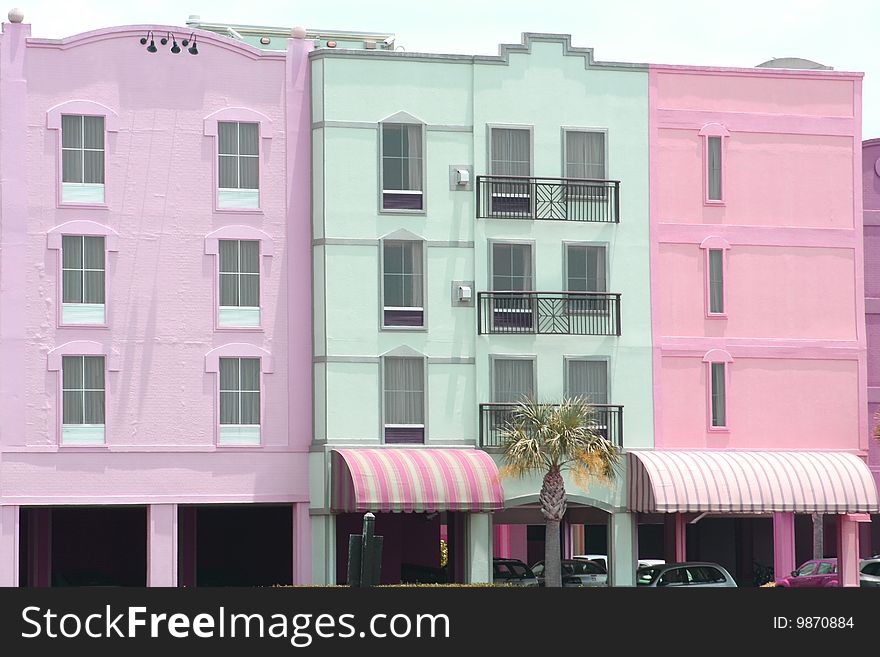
[628,450,879,514]
[331,448,504,513]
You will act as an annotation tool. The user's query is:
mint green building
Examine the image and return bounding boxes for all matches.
[307,34,652,585]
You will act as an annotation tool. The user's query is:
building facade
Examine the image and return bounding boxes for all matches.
[0,17,313,586]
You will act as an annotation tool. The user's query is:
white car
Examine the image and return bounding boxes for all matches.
[573,554,665,570]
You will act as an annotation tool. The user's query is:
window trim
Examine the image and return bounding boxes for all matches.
[561,127,609,181]
[47,100,119,209]
[47,221,119,329]
[47,340,119,447]
[203,107,274,214]
[700,237,730,320]
[489,354,537,404]
[562,240,610,293]
[204,226,275,332]
[699,123,729,206]
[378,114,427,215]
[488,239,537,293]
[380,350,428,444]
[379,235,427,331]
[487,124,534,179]
[205,344,273,447]
[703,349,733,432]
[563,356,610,405]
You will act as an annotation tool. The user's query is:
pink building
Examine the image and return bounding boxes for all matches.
[0,15,313,586]
[638,59,879,586]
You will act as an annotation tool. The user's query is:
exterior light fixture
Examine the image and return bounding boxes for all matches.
[139,31,158,53]
[171,36,181,53]
[327,41,337,48]
[182,33,198,55]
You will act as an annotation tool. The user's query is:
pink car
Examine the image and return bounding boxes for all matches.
[776,559,838,587]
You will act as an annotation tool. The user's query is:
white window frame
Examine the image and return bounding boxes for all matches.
[61,114,106,203]
[217,121,260,209]
[61,355,106,445]
[218,356,262,445]
[61,235,106,326]
[218,239,261,328]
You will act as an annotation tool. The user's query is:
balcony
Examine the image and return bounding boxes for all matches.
[478,403,624,449]
[477,292,621,336]
[476,175,620,222]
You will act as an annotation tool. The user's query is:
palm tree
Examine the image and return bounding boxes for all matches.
[499,398,621,588]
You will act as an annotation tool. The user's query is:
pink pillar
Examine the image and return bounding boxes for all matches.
[664,514,686,562]
[178,507,197,587]
[29,508,52,587]
[837,514,869,587]
[0,506,19,587]
[147,504,177,587]
[493,524,510,558]
[292,502,311,585]
[773,512,796,583]
[562,518,573,559]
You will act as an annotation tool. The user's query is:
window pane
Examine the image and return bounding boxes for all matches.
[83,390,105,424]
[83,356,104,389]
[62,356,83,389]
[709,250,724,313]
[382,157,404,191]
[239,123,259,156]
[62,236,83,268]
[62,149,83,183]
[219,358,239,391]
[239,157,259,190]
[83,150,104,184]
[383,242,404,275]
[219,273,239,306]
[62,270,83,303]
[383,124,403,158]
[218,122,238,155]
[219,156,238,188]
[240,358,260,391]
[239,241,260,273]
[63,390,84,424]
[708,137,722,200]
[711,362,726,427]
[83,116,105,149]
[240,391,260,424]
[83,271,105,304]
[61,115,83,148]
[567,360,608,404]
[219,240,239,273]
[493,359,534,402]
[219,391,239,424]
[384,275,404,307]
[384,357,424,424]
[491,128,530,176]
[83,236,105,269]
[240,274,259,307]
[566,131,605,179]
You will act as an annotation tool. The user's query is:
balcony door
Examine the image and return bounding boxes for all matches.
[489,127,531,216]
[491,243,534,331]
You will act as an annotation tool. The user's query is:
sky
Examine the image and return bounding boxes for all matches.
[11,0,880,136]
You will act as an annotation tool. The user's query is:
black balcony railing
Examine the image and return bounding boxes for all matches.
[477,292,621,336]
[476,175,620,222]
[479,403,624,449]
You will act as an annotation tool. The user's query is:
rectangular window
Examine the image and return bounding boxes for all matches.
[710,362,726,428]
[219,357,261,445]
[491,243,533,330]
[566,130,607,199]
[566,360,608,404]
[493,358,535,403]
[708,249,724,314]
[489,127,531,215]
[218,121,260,209]
[381,123,423,210]
[566,245,606,293]
[61,235,106,325]
[61,115,105,203]
[383,357,425,443]
[707,136,722,201]
[62,355,105,444]
[219,240,260,327]
[383,241,424,327]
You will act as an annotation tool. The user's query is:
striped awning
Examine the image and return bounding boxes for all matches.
[331,448,504,513]
[629,450,879,514]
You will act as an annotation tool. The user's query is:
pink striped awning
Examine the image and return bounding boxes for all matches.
[331,448,504,513]
[629,451,879,514]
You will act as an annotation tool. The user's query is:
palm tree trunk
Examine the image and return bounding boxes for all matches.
[540,464,567,588]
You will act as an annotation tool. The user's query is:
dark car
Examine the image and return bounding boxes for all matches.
[531,559,608,587]
[492,558,539,587]
[636,562,737,587]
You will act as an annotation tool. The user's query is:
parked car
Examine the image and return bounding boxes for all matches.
[778,557,880,588]
[573,554,665,570]
[636,562,737,587]
[860,559,880,588]
[531,559,608,587]
[492,558,539,587]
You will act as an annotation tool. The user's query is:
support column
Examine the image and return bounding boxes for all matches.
[664,513,686,562]
[147,504,177,587]
[562,517,572,559]
[837,514,869,587]
[493,524,510,558]
[292,503,311,585]
[773,512,795,584]
[28,508,51,587]
[0,506,20,587]
[608,512,637,587]
[310,514,335,585]
[466,513,492,584]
